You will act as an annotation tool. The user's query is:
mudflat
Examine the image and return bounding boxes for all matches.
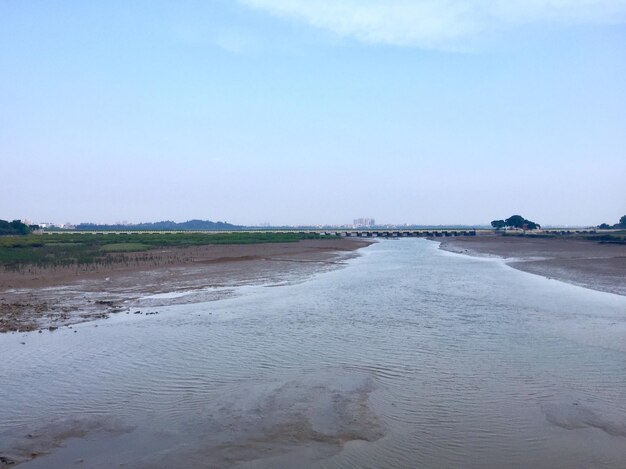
[0,239,372,333]
[439,235,626,296]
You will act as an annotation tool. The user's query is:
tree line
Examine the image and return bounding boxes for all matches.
[598,215,626,230]
[75,219,241,231]
[0,220,38,236]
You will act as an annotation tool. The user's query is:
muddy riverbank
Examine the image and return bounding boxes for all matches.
[0,239,372,332]
[439,235,626,296]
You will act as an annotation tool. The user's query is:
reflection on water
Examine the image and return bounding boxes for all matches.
[1,239,626,468]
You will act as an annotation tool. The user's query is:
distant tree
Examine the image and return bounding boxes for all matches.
[618,215,626,228]
[491,220,506,230]
[491,214,540,231]
[504,215,526,229]
[598,223,611,229]
[0,219,32,236]
[10,219,30,235]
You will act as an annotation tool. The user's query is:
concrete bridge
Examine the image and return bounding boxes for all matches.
[46,229,479,237]
[304,230,477,238]
[39,229,598,238]
[541,229,596,235]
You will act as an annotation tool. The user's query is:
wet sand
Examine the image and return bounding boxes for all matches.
[439,235,626,296]
[0,239,372,333]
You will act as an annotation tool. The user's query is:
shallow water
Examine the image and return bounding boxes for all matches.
[1,239,625,468]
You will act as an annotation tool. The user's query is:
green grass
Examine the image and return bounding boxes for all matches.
[0,232,331,269]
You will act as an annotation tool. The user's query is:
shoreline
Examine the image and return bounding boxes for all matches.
[438,235,626,296]
[0,239,373,333]
[4,234,623,333]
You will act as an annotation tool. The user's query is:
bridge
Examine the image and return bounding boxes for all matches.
[300,229,477,238]
[37,228,597,237]
[38,229,479,237]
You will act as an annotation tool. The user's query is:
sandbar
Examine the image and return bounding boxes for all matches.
[439,234,626,296]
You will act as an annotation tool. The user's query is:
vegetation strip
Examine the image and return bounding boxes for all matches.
[0,232,332,270]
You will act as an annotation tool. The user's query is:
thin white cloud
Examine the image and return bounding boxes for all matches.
[240,0,626,48]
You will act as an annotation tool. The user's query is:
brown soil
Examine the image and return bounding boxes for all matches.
[439,234,626,296]
[0,239,372,333]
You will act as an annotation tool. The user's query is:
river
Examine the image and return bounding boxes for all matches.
[1,239,625,468]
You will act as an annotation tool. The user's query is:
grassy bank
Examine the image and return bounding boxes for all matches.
[0,232,331,270]
[502,230,626,243]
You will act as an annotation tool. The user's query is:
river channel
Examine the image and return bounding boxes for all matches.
[1,239,625,468]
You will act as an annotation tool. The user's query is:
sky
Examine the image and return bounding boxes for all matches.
[1,0,625,226]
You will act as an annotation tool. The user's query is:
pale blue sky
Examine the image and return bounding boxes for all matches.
[1,0,625,226]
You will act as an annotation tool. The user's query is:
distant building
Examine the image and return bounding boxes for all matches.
[353,218,375,228]
[36,222,75,229]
